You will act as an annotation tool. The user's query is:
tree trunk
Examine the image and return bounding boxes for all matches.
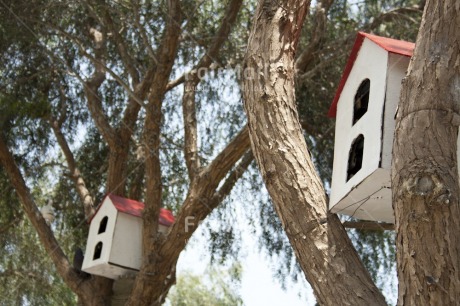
[392,1,460,305]
[242,0,386,305]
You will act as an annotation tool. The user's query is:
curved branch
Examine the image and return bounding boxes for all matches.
[182,0,243,181]
[165,0,242,94]
[202,125,250,184]
[132,0,157,62]
[363,7,422,32]
[49,118,95,219]
[0,136,86,295]
[242,0,386,303]
[102,6,140,84]
[295,0,333,73]
[84,27,120,148]
[209,150,253,206]
[128,125,250,305]
[163,126,250,248]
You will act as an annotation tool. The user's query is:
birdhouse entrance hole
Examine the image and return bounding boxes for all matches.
[93,242,103,260]
[353,79,370,124]
[98,216,108,234]
[347,134,364,181]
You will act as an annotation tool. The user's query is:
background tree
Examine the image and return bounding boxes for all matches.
[166,265,242,306]
[0,0,425,304]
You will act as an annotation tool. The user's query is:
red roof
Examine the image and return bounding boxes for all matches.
[328,32,415,117]
[102,194,175,226]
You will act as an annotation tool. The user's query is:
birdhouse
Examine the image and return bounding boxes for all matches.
[81,194,175,279]
[328,32,415,223]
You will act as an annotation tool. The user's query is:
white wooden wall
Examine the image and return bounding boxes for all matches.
[82,198,117,275]
[330,38,389,209]
[110,213,142,271]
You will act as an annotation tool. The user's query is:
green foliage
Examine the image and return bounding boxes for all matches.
[166,265,243,306]
[351,228,397,293]
[0,171,78,305]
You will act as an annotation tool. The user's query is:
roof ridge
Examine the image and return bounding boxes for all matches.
[328,32,415,117]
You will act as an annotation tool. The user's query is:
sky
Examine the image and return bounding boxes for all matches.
[177,228,316,306]
[175,190,317,306]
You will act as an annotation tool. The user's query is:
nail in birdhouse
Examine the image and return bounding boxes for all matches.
[81,194,175,279]
[328,32,414,223]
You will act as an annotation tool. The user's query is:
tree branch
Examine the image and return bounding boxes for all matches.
[128,0,183,303]
[182,0,243,181]
[147,1,183,100]
[242,0,387,303]
[0,136,86,295]
[202,125,250,184]
[209,150,253,207]
[165,74,185,92]
[165,0,242,94]
[120,97,142,142]
[49,118,95,219]
[46,23,147,109]
[295,0,333,73]
[195,0,243,71]
[128,124,250,305]
[83,26,120,149]
[363,7,422,32]
[182,83,200,180]
[164,126,251,246]
[132,0,157,62]
[102,6,140,84]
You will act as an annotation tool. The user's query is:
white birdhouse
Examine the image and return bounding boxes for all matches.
[328,32,414,223]
[81,194,175,279]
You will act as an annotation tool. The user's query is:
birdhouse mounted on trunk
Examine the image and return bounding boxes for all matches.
[328,32,415,223]
[81,194,175,279]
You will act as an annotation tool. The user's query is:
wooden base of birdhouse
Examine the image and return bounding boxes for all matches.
[83,260,139,280]
[330,168,393,223]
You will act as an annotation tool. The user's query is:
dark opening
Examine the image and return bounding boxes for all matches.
[353,79,370,124]
[93,242,103,260]
[98,216,108,234]
[347,134,365,181]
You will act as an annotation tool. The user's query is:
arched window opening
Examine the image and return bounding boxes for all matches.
[347,135,365,181]
[93,242,103,260]
[353,79,370,124]
[98,216,108,234]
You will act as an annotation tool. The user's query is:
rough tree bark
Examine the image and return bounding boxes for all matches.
[392,1,460,305]
[243,0,386,304]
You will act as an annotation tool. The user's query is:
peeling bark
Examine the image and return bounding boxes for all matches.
[392,1,460,304]
[243,0,386,304]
